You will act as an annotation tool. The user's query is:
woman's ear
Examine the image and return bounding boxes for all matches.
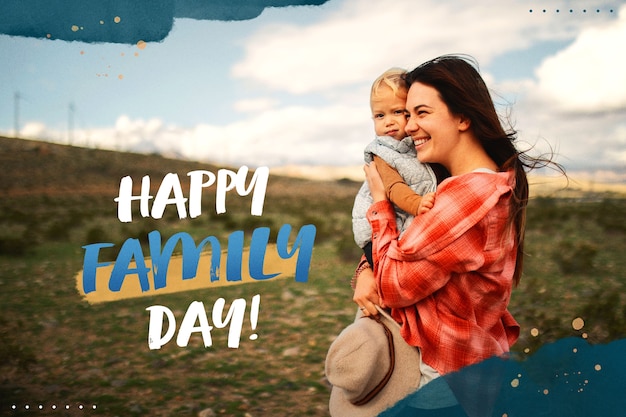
[457,115,471,132]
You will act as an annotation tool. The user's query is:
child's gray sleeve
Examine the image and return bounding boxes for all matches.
[351,181,374,248]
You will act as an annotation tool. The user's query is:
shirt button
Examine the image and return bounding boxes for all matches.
[373,233,378,239]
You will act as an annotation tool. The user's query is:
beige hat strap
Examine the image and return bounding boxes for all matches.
[350,314,396,406]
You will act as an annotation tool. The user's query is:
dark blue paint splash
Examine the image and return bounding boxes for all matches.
[0,0,328,44]
[380,337,626,417]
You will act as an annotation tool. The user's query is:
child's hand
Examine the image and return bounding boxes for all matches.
[417,192,435,215]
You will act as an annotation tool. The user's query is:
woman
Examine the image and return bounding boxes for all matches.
[352,54,542,383]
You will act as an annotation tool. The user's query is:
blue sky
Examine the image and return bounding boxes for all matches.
[1,0,625,180]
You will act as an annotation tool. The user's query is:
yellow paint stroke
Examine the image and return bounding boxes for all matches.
[76,244,297,304]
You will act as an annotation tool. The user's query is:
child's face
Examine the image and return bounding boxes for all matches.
[370,85,408,140]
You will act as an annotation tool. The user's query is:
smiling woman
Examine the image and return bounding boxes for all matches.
[400,55,539,286]
[349,54,563,414]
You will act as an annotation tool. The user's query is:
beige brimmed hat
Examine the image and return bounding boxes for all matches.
[325,307,422,417]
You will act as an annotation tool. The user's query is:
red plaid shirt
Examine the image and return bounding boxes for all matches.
[367,170,520,374]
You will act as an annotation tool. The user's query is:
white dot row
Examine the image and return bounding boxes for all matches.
[10,404,97,410]
[529,9,615,13]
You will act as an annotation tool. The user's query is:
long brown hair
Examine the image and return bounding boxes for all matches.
[403,54,549,285]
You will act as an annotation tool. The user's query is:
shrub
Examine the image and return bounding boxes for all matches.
[596,199,626,233]
[580,290,626,341]
[85,226,109,243]
[552,240,598,275]
[0,236,31,256]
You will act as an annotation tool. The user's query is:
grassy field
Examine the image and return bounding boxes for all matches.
[1,136,625,416]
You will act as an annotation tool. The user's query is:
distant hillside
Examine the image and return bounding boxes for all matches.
[1,136,222,198]
[0,135,359,201]
[527,174,626,198]
[272,164,626,198]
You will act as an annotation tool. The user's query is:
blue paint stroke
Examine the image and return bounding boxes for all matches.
[380,337,626,417]
[0,0,328,44]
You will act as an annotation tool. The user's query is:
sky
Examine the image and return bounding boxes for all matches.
[1,0,625,181]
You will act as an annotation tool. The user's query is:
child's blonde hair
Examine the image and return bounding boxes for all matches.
[371,68,408,100]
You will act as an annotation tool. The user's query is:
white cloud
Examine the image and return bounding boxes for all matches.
[30,102,373,168]
[20,122,49,139]
[492,74,626,175]
[233,98,279,113]
[231,0,615,95]
[184,103,371,167]
[534,5,626,113]
[483,5,626,175]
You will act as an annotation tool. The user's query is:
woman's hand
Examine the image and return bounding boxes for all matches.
[352,267,382,316]
[363,160,387,202]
